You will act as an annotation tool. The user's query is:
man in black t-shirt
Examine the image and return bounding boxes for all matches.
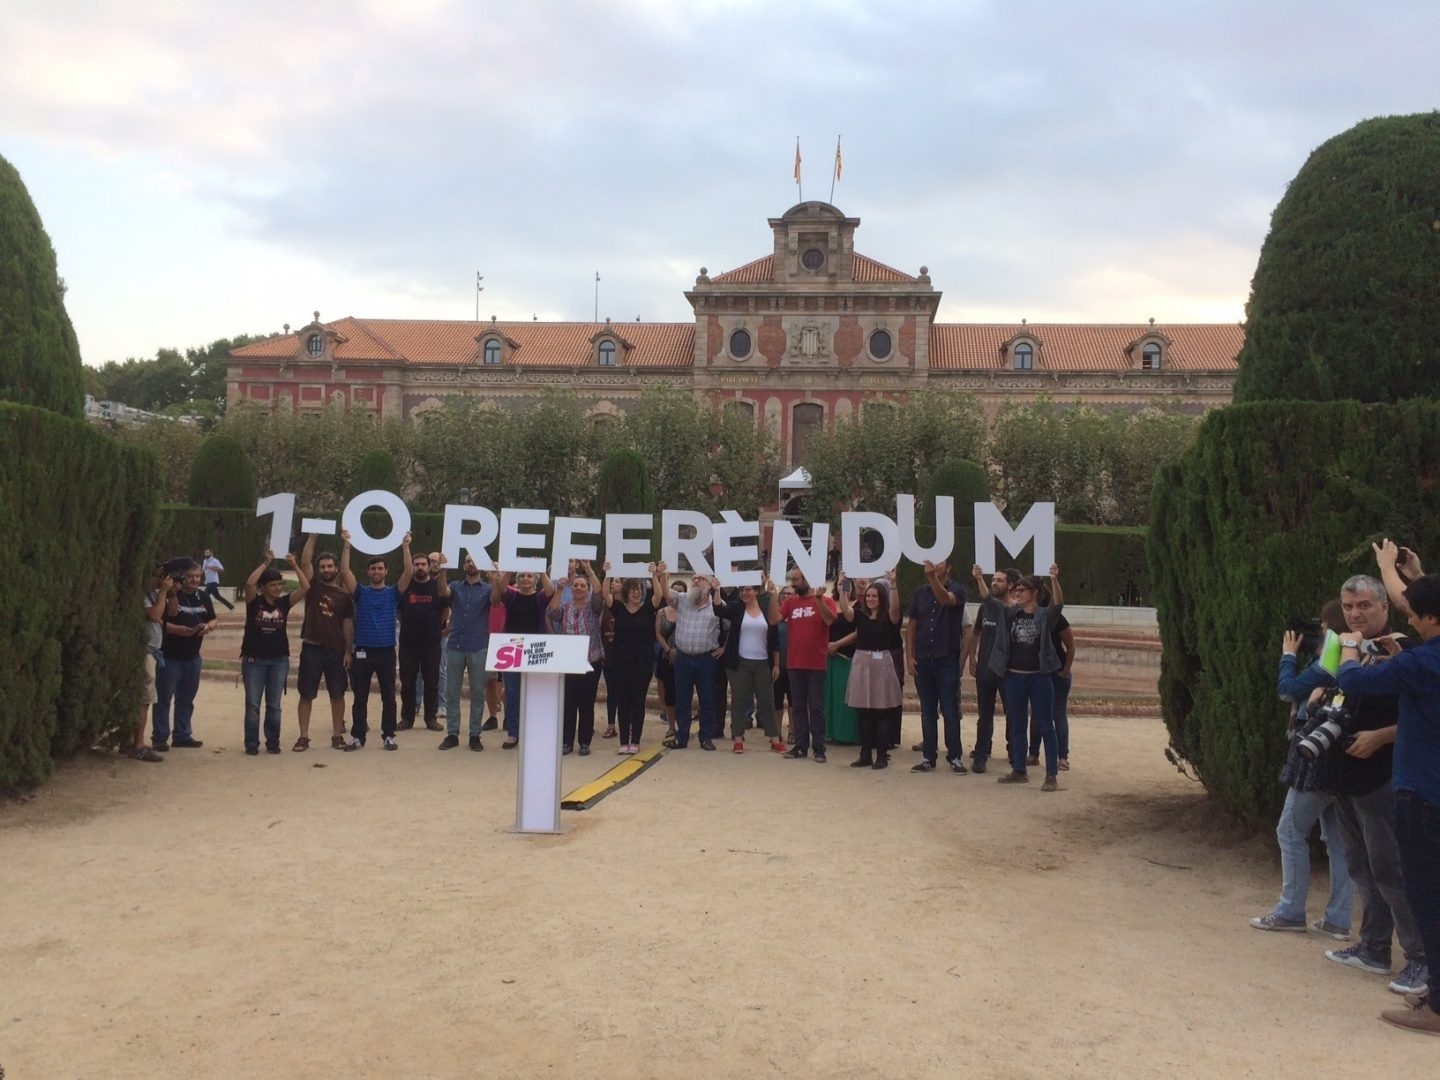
[153,560,216,750]
[965,565,1019,773]
[240,551,310,754]
[398,550,451,731]
[498,571,555,748]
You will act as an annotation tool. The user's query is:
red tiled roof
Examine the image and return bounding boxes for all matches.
[928,323,1243,372]
[709,252,917,285]
[231,318,695,369]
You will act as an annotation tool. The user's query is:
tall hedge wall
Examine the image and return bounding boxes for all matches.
[1148,400,1440,828]
[1,403,160,788]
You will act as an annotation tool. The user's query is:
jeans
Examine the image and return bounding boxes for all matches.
[728,658,778,739]
[972,672,1003,761]
[350,646,397,744]
[1271,787,1355,928]
[242,657,289,750]
[503,671,522,738]
[1004,671,1055,776]
[1335,783,1425,963]
[563,667,603,749]
[445,648,487,737]
[673,650,719,746]
[152,654,202,744]
[1395,790,1440,1010]
[400,641,443,724]
[788,669,826,754]
[914,655,962,764]
[1032,673,1072,760]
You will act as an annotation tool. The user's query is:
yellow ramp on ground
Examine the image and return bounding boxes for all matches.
[561,744,664,810]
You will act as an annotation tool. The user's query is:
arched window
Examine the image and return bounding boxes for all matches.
[869,329,893,360]
[792,402,823,465]
[725,400,756,424]
[306,334,324,358]
[483,338,502,365]
[1013,342,1033,370]
[598,340,617,366]
[1141,342,1162,370]
[729,328,752,359]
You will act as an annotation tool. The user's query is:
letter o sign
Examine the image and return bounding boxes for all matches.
[342,490,413,555]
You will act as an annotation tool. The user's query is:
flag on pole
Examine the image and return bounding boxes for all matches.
[793,138,802,185]
[834,137,842,182]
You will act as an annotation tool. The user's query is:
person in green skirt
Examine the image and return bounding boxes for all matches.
[825,576,860,745]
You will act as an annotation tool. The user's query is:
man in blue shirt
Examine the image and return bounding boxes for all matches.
[339,530,419,752]
[1337,541,1440,1036]
[904,559,970,774]
[440,555,503,751]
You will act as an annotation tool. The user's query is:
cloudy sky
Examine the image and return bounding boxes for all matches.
[2,0,1437,366]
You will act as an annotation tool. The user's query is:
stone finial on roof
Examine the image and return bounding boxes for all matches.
[918,265,931,284]
[1149,316,1156,326]
[314,311,320,323]
[283,323,290,334]
[696,267,710,284]
[491,315,497,323]
[1021,318,1027,325]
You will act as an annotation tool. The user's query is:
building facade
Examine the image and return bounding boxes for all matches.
[227,202,1243,469]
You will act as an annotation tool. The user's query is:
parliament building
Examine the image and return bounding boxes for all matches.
[226,202,1242,469]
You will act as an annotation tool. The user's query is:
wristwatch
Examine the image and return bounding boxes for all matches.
[1340,638,1360,649]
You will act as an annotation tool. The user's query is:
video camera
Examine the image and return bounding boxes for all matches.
[1285,615,1324,654]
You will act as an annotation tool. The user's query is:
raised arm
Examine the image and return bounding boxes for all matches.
[763,574,782,625]
[287,552,310,604]
[1374,540,1412,616]
[435,552,451,599]
[835,574,854,619]
[971,563,990,600]
[301,533,317,578]
[1048,564,1063,609]
[537,571,555,600]
[583,560,602,598]
[244,550,273,603]
[925,561,958,607]
[396,532,415,592]
[885,569,901,624]
[339,529,357,593]
[648,562,666,609]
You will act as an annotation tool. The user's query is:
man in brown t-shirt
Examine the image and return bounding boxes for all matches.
[297,532,356,750]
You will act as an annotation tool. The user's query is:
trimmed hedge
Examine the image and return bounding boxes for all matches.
[187,434,255,509]
[922,459,991,530]
[1,403,159,788]
[1148,401,1440,829]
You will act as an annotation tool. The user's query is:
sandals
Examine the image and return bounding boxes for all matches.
[330,734,346,750]
[1058,758,1070,771]
[602,727,618,739]
[293,737,311,752]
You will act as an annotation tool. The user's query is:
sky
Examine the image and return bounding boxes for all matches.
[2,0,1437,368]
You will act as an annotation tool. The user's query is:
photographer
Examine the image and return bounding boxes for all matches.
[151,558,214,751]
[1336,542,1440,1035]
[1249,600,1354,937]
[1318,574,1427,1001]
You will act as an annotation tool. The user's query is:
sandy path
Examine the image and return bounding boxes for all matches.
[1,683,1430,1078]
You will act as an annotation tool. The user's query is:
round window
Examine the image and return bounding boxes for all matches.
[306,334,324,357]
[800,248,825,271]
[869,329,893,360]
[729,328,752,359]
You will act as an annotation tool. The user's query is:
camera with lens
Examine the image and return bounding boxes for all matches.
[1296,695,1356,760]
[1285,615,1324,654]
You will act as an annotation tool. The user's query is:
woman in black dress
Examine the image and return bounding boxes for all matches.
[603,560,668,754]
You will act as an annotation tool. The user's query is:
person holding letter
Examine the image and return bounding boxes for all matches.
[664,571,726,751]
[297,533,355,751]
[340,530,405,752]
[986,565,1063,790]
[782,568,836,763]
[904,560,968,775]
[239,549,309,755]
[550,561,605,755]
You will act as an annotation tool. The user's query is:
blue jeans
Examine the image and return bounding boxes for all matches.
[1395,790,1440,1009]
[673,650,719,746]
[1032,673,1072,760]
[445,649,486,737]
[242,657,289,750]
[152,654,202,744]
[1271,787,1354,927]
[1004,671,1055,776]
[914,655,962,764]
[503,672,522,738]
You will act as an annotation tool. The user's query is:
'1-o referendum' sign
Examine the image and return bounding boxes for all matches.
[255,492,1055,588]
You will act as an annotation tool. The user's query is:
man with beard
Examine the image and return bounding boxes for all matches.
[781,567,836,762]
[965,564,1020,774]
[339,530,414,752]
[398,547,450,732]
[439,554,503,751]
[498,569,556,749]
[297,531,356,751]
[152,559,214,750]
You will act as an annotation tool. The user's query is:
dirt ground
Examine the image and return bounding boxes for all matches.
[1,683,1432,1079]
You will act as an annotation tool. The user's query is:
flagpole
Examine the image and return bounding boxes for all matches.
[795,136,802,201]
[829,135,841,203]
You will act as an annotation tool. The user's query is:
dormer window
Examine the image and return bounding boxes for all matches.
[1013,342,1033,370]
[305,334,324,358]
[1142,342,1162,371]
[483,338,502,365]
[598,340,617,366]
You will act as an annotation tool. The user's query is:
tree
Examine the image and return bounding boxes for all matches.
[106,419,205,503]
[1232,111,1440,403]
[187,434,257,508]
[91,333,262,415]
[595,447,654,517]
[921,458,991,529]
[351,448,400,497]
[620,385,715,511]
[0,153,85,417]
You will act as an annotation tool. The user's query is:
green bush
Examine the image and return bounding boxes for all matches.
[351,448,400,497]
[1232,112,1440,404]
[596,447,655,516]
[1,403,159,788]
[921,458,991,530]
[187,434,256,508]
[1148,401,1440,828]
[0,154,85,417]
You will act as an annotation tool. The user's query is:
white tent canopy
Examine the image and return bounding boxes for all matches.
[778,467,812,491]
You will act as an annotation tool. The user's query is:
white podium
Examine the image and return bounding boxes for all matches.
[485,634,594,834]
